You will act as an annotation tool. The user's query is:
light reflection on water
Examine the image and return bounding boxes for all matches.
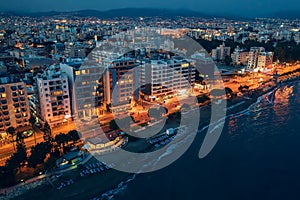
[227,81,300,140]
[115,80,300,200]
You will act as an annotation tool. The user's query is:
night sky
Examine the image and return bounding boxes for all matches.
[0,0,299,17]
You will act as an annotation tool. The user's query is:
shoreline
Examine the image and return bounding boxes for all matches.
[6,72,300,200]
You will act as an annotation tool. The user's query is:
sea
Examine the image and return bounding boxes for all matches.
[98,80,300,200]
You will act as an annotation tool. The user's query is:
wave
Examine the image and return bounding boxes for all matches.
[94,174,138,200]
[198,86,280,135]
[93,81,297,200]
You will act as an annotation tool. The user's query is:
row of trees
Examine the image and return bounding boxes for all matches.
[0,129,81,188]
[109,106,168,131]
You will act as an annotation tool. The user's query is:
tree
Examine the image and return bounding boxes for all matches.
[43,122,52,142]
[6,127,16,151]
[5,143,27,172]
[67,130,80,145]
[29,115,37,145]
[27,141,52,168]
[225,87,233,98]
[43,156,57,172]
[54,133,69,149]
[238,85,250,93]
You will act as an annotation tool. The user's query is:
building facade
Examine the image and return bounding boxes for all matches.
[36,65,71,127]
[101,58,139,113]
[247,47,273,69]
[0,81,30,132]
[211,43,231,61]
[140,57,195,102]
[60,62,102,120]
[231,47,249,66]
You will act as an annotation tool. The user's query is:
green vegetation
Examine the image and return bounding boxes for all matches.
[197,38,300,63]
[0,129,81,188]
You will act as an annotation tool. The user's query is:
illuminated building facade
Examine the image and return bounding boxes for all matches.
[0,81,30,132]
[36,66,71,126]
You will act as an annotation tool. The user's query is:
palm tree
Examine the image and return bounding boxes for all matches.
[29,115,37,145]
[6,127,16,151]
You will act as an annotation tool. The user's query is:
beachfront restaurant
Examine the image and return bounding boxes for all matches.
[82,134,125,153]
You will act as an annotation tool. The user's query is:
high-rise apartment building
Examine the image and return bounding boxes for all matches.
[231,47,249,66]
[247,47,273,69]
[101,58,139,113]
[36,65,71,127]
[0,80,30,132]
[60,62,102,120]
[211,43,231,61]
[140,57,195,102]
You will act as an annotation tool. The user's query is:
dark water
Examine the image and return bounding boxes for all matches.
[113,80,300,200]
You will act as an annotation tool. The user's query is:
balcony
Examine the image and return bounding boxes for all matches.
[14,103,20,108]
[15,113,22,119]
[10,86,17,91]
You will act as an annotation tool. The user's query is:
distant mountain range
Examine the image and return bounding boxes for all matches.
[0,8,299,19]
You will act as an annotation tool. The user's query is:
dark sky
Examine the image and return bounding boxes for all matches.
[0,0,299,17]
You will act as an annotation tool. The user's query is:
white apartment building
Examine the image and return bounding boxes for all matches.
[257,52,274,68]
[247,47,273,69]
[36,66,71,127]
[231,47,249,66]
[211,43,231,61]
[140,57,195,102]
